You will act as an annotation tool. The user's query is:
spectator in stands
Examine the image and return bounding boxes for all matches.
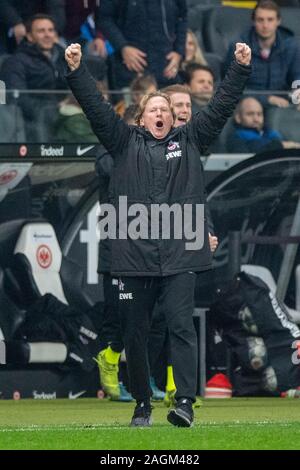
[228,96,300,152]
[60,0,107,57]
[183,63,215,112]
[54,78,111,142]
[226,0,300,107]
[0,0,64,52]
[114,74,157,117]
[130,75,158,105]
[0,14,67,139]
[54,95,99,143]
[181,29,207,72]
[97,0,187,90]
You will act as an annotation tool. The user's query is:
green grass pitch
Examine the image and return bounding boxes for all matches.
[0,397,300,450]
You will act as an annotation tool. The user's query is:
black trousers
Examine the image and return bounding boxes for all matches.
[100,275,172,384]
[99,273,124,353]
[118,273,197,403]
[148,301,171,390]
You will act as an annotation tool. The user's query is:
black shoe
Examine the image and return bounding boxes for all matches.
[130,402,152,427]
[167,398,194,427]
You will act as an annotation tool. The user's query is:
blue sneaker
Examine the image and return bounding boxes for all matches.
[110,382,133,402]
[150,377,165,401]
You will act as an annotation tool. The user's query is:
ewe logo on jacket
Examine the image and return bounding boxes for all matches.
[118,279,134,300]
[165,141,182,161]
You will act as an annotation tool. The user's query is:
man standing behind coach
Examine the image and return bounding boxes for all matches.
[97,0,187,90]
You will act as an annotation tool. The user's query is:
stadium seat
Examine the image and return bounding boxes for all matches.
[0,104,26,143]
[204,52,224,82]
[204,5,300,58]
[0,53,11,71]
[187,0,220,6]
[0,267,25,342]
[13,222,68,304]
[204,6,252,57]
[32,103,60,142]
[7,222,94,311]
[265,106,300,143]
[241,264,300,324]
[280,7,300,37]
[295,265,300,311]
[187,4,212,51]
[208,116,236,153]
[0,264,67,365]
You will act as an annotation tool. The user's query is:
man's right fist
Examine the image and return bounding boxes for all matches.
[234,42,251,66]
[65,43,82,71]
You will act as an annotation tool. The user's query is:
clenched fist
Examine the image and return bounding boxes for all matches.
[65,43,82,71]
[234,43,251,66]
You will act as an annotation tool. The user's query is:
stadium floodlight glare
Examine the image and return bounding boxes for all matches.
[0,80,6,104]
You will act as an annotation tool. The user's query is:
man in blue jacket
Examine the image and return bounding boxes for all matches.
[97,0,187,89]
[65,41,251,428]
[228,96,300,153]
[226,0,300,107]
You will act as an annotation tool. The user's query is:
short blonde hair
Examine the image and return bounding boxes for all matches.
[135,91,176,125]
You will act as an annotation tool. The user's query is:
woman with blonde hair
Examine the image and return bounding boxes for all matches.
[181,29,207,70]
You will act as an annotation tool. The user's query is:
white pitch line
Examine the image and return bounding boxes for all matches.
[0,421,296,433]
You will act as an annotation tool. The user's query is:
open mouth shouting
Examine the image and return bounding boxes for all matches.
[176,116,188,126]
[155,120,164,129]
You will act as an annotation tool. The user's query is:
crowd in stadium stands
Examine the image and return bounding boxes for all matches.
[0,0,300,150]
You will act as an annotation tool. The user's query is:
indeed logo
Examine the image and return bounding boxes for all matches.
[40,145,64,157]
[33,390,57,399]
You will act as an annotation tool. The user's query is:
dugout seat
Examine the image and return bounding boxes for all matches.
[241,264,300,324]
[6,222,94,311]
[0,105,26,143]
[265,107,300,144]
[0,222,96,366]
[0,264,67,365]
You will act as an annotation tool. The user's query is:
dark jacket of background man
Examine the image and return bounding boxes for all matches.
[98,0,187,89]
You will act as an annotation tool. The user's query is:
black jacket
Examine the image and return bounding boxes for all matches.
[97,0,187,88]
[95,147,215,274]
[1,40,67,120]
[67,60,251,276]
[95,147,114,274]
